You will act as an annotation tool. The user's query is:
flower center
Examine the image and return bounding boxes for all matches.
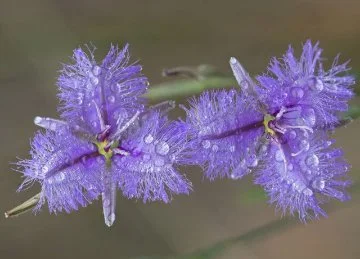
[94,140,118,164]
[263,114,276,136]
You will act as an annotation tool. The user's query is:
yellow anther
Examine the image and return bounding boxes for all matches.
[263,114,276,136]
[95,140,113,163]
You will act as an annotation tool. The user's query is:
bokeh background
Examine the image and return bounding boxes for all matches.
[1,0,360,258]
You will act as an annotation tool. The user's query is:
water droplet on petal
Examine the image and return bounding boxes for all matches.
[109,212,116,222]
[96,156,104,164]
[291,87,304,100]
[288,130,297,140]
[212,144,219,152]
[92,66,101,76]
[143,154,151,161]
[288,163,294,171]
[303,108,316,126]
[299,139,310,152]
[306,154,319,167]
[81,156,87,164]
[91,76,99,85]
[77,96,83,105]
[312,178,325,190]
[155,157,165,167]
[103,199,110,207]
[155,141,170,156]
[170,154,176,162]
[56,172,65,182]
[230,173,240,180]
[42,165,49,174]
[111,83,121,93]
[309,77,324,92]
[247,155,258,167]
[229,145,235,152]
[303,188,313,196]
[275,150,284,162]
[107,95,115,103]
[144,134,154,144]
[202,140,211,149]
[50,122,57,131]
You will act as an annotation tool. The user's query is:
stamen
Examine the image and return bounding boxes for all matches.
[113,148,130,156]
[291,146,306,157]
[283,125,313,134]
[111,111,140,140]
[275,106,287,120]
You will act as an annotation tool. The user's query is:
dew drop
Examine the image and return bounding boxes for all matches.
[299,139,310,152]
[143,154,151,161]
[247,155,258,167]
[47,178,53,184]
[306,154,319,167]
[103,199,110,207]
[42,165,49,174]
[109,212,116,222]
[155,141,170,156]
[212,144,219,152]
[312,178,325,190]
[96,156,104,164]
[288,130,297,140]
[56,172,65,182]
[303,188,313,196]
[288,163,294,171]
[303,108,316,126]
[155,157,165,167]
[91,76,99,85]
[230,57,237,64]
[230,173,240,180]
[34,116,42,125]
[259,145,268,156]
[170,154,176,162]
[81,156,87,164]
[92,66,101,76]
[77,97,83,105]
[229,145,235,152]
[202,140,211,149]
[111,83,121,93]
[308,77,324,92]
[291,87,304,99]
[91,121,98,128]
[240,80,249,89]
[50,122,57,131]
[144,134,154,144]
[107,95,115,103]
[275,150,284,162]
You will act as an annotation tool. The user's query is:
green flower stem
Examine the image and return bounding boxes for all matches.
[145,77,236,101]
[5,193,40,218]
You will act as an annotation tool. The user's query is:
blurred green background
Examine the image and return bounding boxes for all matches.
[1,0,360,258]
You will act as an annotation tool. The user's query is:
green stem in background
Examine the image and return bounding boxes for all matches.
[134,182,360,259]
[4,193,40,218]
[145,77,236,101]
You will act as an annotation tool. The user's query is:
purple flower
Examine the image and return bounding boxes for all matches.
[183,40,354,220]
[256,40,354,129]
[16,44,191,226]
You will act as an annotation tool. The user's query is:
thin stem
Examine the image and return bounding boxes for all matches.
[5,193,41,218]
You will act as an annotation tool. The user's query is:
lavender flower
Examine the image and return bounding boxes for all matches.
[183,40,354,220]
[16,44,191,226]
